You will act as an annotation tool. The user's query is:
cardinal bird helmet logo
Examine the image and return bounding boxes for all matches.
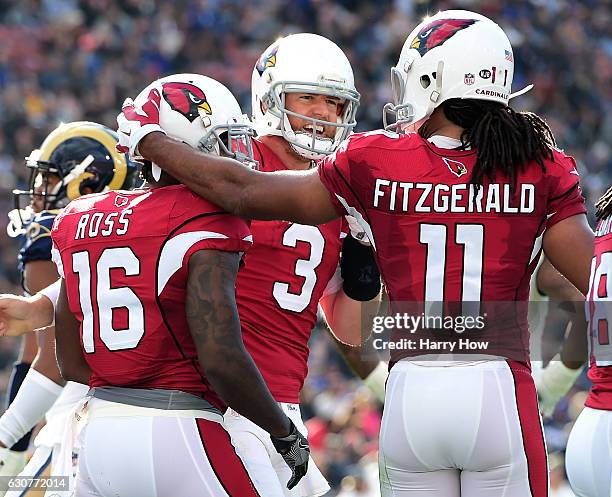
[443,157,468,177]
[161,82,212,123]
[255,44,279,75]
[410,19,477,57]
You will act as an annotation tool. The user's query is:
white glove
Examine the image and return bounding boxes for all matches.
[116,88,165,158]
[345,215,370,245]
[0,446,28,480]
[534,355,583,417]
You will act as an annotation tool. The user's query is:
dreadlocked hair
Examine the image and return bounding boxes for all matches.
[595,186,612,220]
[421,99,557,190]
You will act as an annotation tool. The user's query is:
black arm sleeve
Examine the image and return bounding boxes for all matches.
[341,234,381,301]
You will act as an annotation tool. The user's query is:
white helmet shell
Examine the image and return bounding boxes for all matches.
[133,73,256,179]
[251,33,360,160]
[384,10,532,130]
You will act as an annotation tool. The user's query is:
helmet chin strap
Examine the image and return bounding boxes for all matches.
[289,142,325,161]
[289,132,333,160]
[509,84,534,99]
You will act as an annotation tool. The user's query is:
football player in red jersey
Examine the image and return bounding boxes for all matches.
[0,38,383,497]
[50,74,310,497]
[119,10,596,496]
[1,122,139,496]
[564,189,612,497]
[217,33,381,497]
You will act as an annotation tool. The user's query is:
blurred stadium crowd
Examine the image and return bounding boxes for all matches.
[0,0,609,495]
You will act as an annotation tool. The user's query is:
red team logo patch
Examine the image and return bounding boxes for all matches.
[410,19,477,56]
[443,157,468,177]
[161,82,212,123]
[114,195,129,208]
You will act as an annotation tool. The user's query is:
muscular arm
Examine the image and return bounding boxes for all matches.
[24,261,64,386]
[542,214,594,295]
[55,279,91,385]
[319,289,365,347]
[536,257,587,369]
[320,290,386,401]
[320,289,379,376]
[139,132,339,225]
[186,249,290,438]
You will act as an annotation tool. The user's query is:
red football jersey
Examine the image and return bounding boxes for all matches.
[585,214,612,410]
[318,131,586,364]
[51,186,252,410]
[236,139,346,403]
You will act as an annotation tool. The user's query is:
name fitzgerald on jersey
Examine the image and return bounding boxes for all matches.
[373,180,535,214]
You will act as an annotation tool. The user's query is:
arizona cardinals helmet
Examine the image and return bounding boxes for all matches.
[251,33,360,160]
[383,10,533,131]
[11,121,139,230]
[133,73,256,180]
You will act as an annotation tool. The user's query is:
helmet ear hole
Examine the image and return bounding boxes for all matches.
[420,75,431,89]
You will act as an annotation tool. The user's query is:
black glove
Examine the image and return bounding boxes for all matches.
[270,419,310,490]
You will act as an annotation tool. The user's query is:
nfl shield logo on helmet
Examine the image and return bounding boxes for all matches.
[443,157,468,177]
[464,73,475,85]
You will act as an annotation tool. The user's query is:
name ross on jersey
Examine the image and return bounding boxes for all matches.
[373,180,535,214]
[74,209,133,240]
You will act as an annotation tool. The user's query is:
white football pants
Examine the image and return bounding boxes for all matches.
[224,402,330,497]
[74,398,260,497]
[379,360,548,497]
[566,406,612,497]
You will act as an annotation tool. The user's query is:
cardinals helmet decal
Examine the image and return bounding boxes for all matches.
[255,44,279,76]
[162,82,212,122]
[410,19,477,56]
[443,157,468,177]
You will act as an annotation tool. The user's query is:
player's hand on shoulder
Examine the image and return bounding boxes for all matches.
[0,446,27,476]
[270,419,310,490]
[116,87,166,157]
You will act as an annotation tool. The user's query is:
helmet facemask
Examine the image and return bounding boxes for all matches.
[263,80,359,160]
[383,61,444,133]
[198,121,258,169]
[10,151,96,234]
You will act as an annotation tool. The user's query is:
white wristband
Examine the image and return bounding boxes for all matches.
[0,369,63,447]
[363,362,388,403]
[535,354,583,416]
[39,280,60,310]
